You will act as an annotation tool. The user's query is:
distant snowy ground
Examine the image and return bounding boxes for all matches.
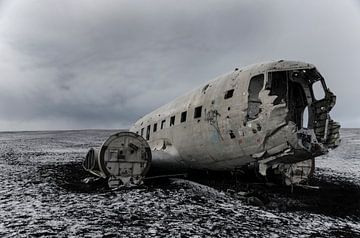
[0,129,359,237]
[316,129,360,185]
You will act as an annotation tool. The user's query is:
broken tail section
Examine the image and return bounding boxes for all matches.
[83,132,152,188]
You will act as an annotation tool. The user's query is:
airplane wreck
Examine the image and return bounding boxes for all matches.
[83,60,340,188]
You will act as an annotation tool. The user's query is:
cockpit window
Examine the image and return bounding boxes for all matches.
[312,81,325,100]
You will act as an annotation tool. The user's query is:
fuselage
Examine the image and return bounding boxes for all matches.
[83,60,340,187]
[129,60,340,175]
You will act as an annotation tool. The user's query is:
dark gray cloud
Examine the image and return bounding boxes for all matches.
[0,0,359,130]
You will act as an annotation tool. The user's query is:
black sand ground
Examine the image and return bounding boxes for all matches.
[0,129,359,237]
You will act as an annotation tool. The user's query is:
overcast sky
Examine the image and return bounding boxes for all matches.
[0,0,359,131]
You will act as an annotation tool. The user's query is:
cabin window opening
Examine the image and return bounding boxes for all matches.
[146,125,150,140]
[181,111,187,123]
[161,120,166,129]
[224,89,234,99]
[202,84,209,93]
[141,128,144,137]
[194,106,202,118]
[247,74,264,121]
[153,123,157,132]
[136,131,138,135]
[170,116,175,126]
[229,130,236,139]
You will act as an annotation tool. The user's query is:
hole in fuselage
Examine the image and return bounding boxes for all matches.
[288,81,308,129]
[268,70,309,129]
[246,74,264,121]
[229,130,236,139]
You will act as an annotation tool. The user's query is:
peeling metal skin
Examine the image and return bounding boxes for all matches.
[85,60,340,187]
